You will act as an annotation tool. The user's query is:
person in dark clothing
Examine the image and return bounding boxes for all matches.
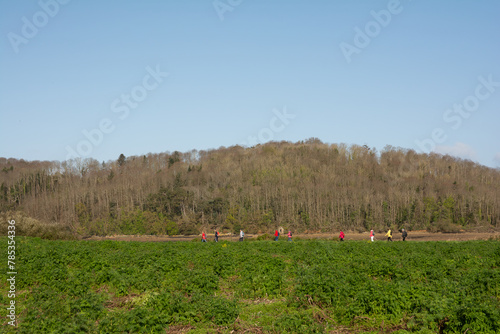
[214,230,219,242]
[402,229,408,241]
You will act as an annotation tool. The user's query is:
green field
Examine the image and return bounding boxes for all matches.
[1,237,499,333]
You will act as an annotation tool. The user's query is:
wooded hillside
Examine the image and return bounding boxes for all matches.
[1,139,499,238]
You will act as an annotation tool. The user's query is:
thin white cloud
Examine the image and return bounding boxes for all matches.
[494,153,500,166]
[434,142,477,161]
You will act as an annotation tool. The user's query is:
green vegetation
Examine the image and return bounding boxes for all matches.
[1,237,499,333]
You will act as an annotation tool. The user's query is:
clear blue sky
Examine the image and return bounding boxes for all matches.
[1,0,499,167]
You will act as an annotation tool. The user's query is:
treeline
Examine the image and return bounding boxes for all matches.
[1,139,499,237]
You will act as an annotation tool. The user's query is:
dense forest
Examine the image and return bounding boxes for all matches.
[1,139,499,238]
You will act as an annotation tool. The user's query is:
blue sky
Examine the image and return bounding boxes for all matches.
[1,0,499,168]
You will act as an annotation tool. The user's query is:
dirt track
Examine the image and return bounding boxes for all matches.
[86,231,500,242]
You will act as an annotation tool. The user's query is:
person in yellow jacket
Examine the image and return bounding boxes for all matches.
[385,229,392,242]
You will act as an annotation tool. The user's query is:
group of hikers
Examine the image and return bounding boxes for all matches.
[201,228,408,242]
[378,228,408,242]
[201,229,293,242]
[335,229,408,242]
[201,229,245,242]
[201,230,224,242]
[274,229,293,241]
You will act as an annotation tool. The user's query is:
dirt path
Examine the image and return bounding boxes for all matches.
[86,231,500,242]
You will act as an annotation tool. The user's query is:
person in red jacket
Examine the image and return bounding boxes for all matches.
[274,229,279,241]
[202,232,207,242]
[339,230,345,241]
[287,230,292,241]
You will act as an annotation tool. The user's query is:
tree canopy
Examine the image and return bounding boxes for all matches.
[1,140,499,237]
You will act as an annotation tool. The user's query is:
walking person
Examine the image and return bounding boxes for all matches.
[385,229,392,242]
[370,229,375,242]
[339,230,345,241]
[239,229,244,241]
[401,229,408,241]
[274,229,279,241]
[214,230,219,242]
[202,232,207,242]
[287,230,292,241]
